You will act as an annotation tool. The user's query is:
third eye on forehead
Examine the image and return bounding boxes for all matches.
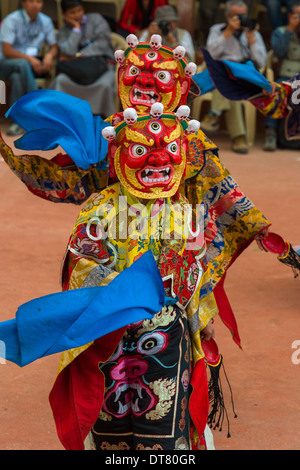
[149,121,161,133]
[146,121,181,141]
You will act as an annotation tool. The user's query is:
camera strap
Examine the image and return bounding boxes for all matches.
[238,35,251,62]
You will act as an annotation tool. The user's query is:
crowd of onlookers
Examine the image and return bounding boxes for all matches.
[198,0,300,153]
[0,0,300,153]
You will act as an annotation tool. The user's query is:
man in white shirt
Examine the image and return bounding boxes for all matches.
[0,0,57,135]
[201,0,267,154]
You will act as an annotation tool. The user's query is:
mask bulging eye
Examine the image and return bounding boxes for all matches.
[131,144,148,157]
[129,65,140,76]
[155,70,172,84]
[166,141,178,154]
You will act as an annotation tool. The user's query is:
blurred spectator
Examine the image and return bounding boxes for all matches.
[117,0,168,38]
[263,0,295,29]
[52,0,116,118]
[263,0,300,151]
[201,0,267,154]
[138,5,195,61]
[198,0,255,43]
[0,0,57,135]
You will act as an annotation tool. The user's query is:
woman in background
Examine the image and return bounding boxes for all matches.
[117,0,168,38]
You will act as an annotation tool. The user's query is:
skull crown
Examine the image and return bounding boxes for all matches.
[101,105,200,142]
[116,34,197,81]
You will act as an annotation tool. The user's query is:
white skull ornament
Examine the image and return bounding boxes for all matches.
[184,62,197,78]
[150,34,162,51]
[173,46,186,60]
[150,103,164,119]
[123,108,138,125]
[176,105,190,121]
[185,119,201,135]
[102,126,116,141]
[114,49,125,65]
[126,34,139,50]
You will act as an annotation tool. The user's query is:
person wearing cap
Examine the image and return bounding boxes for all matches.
[0,0,57,136]
[139,5,195,62]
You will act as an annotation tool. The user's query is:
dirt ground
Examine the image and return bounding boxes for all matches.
[0,117,299,450]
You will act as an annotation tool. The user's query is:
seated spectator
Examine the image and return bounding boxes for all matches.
[138,5,196,62]
[117,0,168,38]
[201,0,267,154]
[52,0,116,118]
[198,0,255,43]
[0,0,57,136]
[263,0,295,29]
[263,0,300,151]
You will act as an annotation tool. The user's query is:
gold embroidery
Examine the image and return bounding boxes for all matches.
[131,306,177,337]
[100,441,131,450]
[136,443,164,450]
[146,378,176,420]
[98,410,112,422]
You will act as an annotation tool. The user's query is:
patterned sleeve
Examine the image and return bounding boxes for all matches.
[0,134,108,204]
[250,81,292,120]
